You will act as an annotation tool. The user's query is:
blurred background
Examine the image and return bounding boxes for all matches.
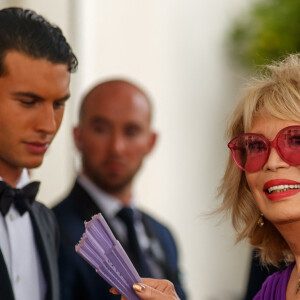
[2,0,299,299]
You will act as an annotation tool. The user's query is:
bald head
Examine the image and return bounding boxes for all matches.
[79,79,152,124]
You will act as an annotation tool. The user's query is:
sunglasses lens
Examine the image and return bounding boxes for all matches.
[277,127,300,165]
[229,134,269,172]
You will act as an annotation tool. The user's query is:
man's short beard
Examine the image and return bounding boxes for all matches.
[89,171,135,194]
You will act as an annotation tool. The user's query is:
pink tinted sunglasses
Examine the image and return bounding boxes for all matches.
[228,125,300,172]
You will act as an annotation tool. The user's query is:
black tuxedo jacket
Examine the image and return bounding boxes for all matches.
[53,180,187,300]
[0,201,60,300]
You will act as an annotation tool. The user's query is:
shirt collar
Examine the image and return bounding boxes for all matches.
[77,173,136,219]
[0,169,30,188]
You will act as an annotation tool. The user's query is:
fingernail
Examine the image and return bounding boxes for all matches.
[109,288,118,295]
[133,283,146,292]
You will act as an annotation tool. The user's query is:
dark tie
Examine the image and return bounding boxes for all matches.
[117,207,152,277]
[0,181,40,216]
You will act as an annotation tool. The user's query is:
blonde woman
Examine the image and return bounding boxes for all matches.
[112,54,300,299]
[219,53,300,299]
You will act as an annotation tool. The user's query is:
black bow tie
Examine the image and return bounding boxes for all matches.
[0,181,40,216]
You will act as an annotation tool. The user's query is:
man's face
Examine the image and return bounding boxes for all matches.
[0,51,70,178]
[74,83,156,193]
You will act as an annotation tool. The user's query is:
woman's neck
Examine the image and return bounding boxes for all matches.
[276,221,300,258]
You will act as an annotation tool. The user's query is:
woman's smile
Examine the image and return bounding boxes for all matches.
[263,179,300,201]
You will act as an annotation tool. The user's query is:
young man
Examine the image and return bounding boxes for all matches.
[0,7,77,300]
[53,79,187,300]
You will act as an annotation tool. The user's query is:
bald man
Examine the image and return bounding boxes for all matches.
[53,79,187,300]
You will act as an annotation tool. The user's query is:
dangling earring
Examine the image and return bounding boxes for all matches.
[257,213,264,227]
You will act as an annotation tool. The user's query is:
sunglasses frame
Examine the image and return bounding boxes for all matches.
[228,125,300,172]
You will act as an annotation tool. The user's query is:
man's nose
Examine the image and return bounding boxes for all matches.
[110,133,125,153]
[35,105,57,134]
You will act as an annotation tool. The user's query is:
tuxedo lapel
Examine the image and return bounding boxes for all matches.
[0,249,15,300]
[30,203,59,300]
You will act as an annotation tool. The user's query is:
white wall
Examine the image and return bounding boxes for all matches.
[1,1,253,299]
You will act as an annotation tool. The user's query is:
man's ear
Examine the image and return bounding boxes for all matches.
[73,126,82,151]
[146,132,158,154]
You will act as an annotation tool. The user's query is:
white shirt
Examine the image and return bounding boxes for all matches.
[78,173,165,277]
[0,169,46,300]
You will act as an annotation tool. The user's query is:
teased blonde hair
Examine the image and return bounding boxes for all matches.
[219,53,300,266]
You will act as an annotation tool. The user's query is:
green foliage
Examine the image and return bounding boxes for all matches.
[229,0,300,68]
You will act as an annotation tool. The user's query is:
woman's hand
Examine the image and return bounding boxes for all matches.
[110,278,181,300]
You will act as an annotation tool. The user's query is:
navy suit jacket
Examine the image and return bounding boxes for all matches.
[0,201,60,300]
[53,181,187,300]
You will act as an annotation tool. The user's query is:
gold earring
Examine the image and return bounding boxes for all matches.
[257,213,264,227]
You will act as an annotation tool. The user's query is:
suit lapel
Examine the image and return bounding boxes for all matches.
[29,204,56,300]
[71,181,101,221]
[141,213,172,277]
[71,181,120,239]
[0,249,15,300]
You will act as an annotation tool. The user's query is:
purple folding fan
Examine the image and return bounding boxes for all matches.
[75,213,142,300]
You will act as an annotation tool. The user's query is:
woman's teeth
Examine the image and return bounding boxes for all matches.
[267,184,300,194]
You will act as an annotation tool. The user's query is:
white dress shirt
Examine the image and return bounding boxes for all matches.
[78,173,165,278]
[0,169,46,300]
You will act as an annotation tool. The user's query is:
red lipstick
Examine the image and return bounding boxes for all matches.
[263,179,300,201]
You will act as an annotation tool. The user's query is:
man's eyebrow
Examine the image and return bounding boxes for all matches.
[57,93,71,102]
[90,116,109,123]
[12,91,44,100]
[11,91,70,101]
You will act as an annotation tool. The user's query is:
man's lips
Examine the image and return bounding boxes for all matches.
[263,179,300,201]
[104,161,125,173]
[24,141,50,154]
